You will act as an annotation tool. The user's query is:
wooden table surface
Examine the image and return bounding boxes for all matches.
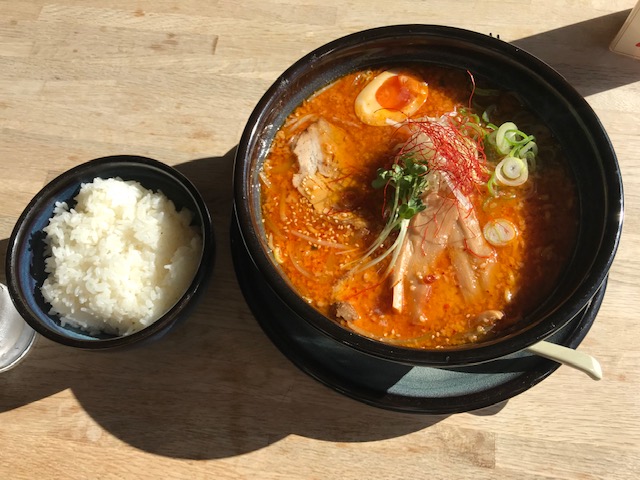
[1,1,639,479]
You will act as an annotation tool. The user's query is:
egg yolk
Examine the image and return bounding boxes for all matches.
[354,70,429,126]
[376,75,419,110]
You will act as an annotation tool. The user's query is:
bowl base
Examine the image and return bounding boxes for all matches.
[230,214,605,414]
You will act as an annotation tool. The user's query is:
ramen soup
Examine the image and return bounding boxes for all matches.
[259,66,578,349]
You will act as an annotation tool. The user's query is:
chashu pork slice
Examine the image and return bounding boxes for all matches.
[390,172,496,314]
[448,199,497,302]
[291,118,365,227]
[390,173,459,314]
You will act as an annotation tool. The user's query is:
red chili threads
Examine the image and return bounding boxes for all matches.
[400,116,488,196]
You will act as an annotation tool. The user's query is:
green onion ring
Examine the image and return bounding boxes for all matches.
[495,156,528,186]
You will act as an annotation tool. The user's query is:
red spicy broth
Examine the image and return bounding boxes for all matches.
[259,66,578,349]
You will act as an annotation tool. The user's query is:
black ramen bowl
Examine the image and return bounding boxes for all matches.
[233,25,623,367]
[6,155,215,350]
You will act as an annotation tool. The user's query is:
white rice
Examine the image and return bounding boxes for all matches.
[40,177,203,336]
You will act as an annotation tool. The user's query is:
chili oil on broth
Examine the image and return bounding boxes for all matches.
[259,66,578,349]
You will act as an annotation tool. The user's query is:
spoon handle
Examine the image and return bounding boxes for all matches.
[526,341,603,381]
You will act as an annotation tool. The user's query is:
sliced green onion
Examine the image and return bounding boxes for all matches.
[466,112,481,124]
[483,219,518,246]
[486,129,497,147]
[487,172,498,197]
[482,105,497,123]
[464,121,484,137]
[495,122,518,155]
[508,133,535,148]
[514,140,538,160]
[495,156,528,186]
[474,87,501,97]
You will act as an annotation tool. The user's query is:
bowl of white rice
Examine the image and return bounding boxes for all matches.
[5,155,215,349]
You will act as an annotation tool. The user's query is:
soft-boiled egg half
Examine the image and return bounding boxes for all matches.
[355,70,429,126]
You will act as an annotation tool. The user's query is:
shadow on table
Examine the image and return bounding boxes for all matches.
[0,148,505,459]
[0,149,472,460]
[511,9,639,97]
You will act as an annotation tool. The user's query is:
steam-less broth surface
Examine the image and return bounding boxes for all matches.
[260,66,578,349]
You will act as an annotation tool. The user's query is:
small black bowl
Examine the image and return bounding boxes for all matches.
[6,155,215,349]
[233,25,624,367]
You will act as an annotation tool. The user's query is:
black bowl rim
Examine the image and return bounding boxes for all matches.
[6,155,215,349]
[233,24,624,366]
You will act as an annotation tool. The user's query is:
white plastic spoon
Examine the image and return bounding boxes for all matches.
[526,340,602,381]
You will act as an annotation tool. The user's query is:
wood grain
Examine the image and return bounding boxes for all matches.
[1,1,639,479]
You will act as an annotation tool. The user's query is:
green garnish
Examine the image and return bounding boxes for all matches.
[372,155,429,221]
[352,155,429,275]
[484,121,537,197]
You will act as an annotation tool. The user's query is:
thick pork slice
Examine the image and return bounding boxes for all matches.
[291,118,340,205]
[390,172,496,313]
[449,201,497,301]
[291,118,364,227]
[391,174,459,313]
